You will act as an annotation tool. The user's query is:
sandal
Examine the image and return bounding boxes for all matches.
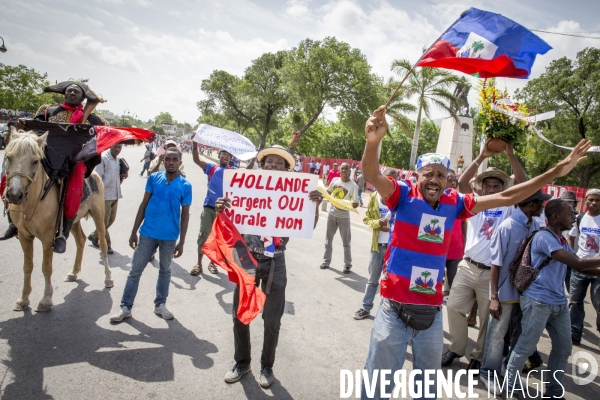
[208,263,219,274]
[190,264,203,276]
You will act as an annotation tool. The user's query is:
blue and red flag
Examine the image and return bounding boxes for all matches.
[417,8,551,78]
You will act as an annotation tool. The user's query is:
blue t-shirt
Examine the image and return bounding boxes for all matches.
[140,172,192,241]
[204,162,233,207]
[524,229,573,305]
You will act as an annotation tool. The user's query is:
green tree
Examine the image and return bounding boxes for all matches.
[515,47,600,188]
[154,112,175,124]
[0,63,56,112]
[391,59,462,170]
[282,37,378,152]
[199,51,287,148]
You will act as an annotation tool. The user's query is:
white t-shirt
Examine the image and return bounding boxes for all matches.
[327,177,358,218]
[323,164,330,175]
[569,213,600,259]
[377,194,390,243]
[464,206,514,265]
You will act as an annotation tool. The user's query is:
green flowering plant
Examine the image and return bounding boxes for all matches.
[478,79,531,150]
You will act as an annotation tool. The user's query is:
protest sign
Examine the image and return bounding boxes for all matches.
[222,169,318,238]
[193,124,256,159]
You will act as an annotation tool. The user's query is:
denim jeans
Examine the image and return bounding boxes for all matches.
[358,189,364,206]
[362,298,443,399]
[120,234,177,309]
[504,295,572,397]
[141,160,151,175]
[361,245,386,312]
[569,269,600,341]
[480,303,516,381]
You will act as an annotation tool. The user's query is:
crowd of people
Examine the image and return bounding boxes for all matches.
[2,85,600,399]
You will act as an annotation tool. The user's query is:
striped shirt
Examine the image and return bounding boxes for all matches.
[381,179,477,306]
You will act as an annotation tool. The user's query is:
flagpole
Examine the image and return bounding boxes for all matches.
[384,11,466,109]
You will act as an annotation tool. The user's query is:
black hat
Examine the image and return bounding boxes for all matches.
[519,190,553,205]
[44,80,106,103]
[559,190,578,203]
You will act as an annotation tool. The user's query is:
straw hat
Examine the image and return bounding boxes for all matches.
[475,167,511,188]
[257,145,296,170]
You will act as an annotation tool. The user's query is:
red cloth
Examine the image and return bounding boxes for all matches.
[60,103,84,123]
[1,173,7,207]
[202,213,266,325]
[447,217,466,260]
[64,162,86,220]
[95,126,156,153]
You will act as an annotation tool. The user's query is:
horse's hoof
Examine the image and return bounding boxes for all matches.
[13,302,30,311]
[105,280,114,288]
[35,303,52,312]
[64,274,77,282]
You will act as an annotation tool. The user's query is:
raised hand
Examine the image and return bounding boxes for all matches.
[554,139,592,177]
[365,106,388,144]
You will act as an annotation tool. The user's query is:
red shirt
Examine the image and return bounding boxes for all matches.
[447,218,466,260]
[327,170,340,185]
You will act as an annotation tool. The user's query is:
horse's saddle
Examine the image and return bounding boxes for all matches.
[18,119,101,181]
[82,175,99,205]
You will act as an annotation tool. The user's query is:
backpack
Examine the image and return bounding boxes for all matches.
[509,229,553,293]
[576,212,585,232]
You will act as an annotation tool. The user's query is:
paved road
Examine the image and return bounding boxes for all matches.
[0,145,598,399]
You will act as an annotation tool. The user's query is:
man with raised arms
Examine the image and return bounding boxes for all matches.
[359,105,590,399]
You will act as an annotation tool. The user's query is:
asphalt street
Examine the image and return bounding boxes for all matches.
[0,145,598,399]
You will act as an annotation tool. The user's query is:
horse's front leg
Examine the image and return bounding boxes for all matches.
[36,240,55,312]
[65,221,85,282]
[91,205,113,288]
[14,235,35,311]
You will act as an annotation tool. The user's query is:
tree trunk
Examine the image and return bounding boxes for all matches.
[409,103,423,171]
[288,103,324,153]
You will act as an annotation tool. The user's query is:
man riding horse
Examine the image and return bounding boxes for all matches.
[0,80,107,253]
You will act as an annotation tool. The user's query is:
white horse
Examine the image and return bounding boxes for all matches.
[3,128,113,312]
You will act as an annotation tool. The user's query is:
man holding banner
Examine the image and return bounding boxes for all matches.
[190,143,233,275]
[213,145,323,389]
[360,105,591,399]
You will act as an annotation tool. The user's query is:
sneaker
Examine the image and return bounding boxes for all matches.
[353,308,370,320]
[259,365,275,388]
[572,336,581,345]
[107,247,114,255]
[87,234,99,248]
[522,358,543,373]
[154,304,174,320]
[441,350,460,366]
[224,363,251,383]
[343,266,351,274]
[110,306,132,322]
[319,263,329,269]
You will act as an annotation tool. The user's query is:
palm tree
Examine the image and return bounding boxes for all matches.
[384,77,416,137]
[471,41,485,57]
[391,59,463,170]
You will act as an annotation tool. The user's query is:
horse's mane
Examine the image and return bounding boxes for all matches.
[6,130,46,159]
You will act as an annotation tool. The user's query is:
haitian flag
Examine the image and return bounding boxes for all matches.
[203,213,266,325]
[417,8,551,78]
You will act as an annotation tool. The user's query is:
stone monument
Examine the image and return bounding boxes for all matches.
[435,115,474,174]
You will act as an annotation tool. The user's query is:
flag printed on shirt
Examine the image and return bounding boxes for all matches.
[582,227,600,253]
[417,8,551,78]
[408,266,439,295]
[417,214,446,244]
[479,210,503,240]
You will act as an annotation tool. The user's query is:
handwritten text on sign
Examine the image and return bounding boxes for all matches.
[223,169,318,239]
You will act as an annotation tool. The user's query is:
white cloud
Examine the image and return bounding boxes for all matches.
[134,0,152,7]
[10,42,66,65]
[285,0,309,18]
[65,33,144,73]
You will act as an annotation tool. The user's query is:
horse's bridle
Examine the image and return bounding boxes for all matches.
[5,163,44,221]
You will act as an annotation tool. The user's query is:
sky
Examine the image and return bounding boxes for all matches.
[1,0,599,126]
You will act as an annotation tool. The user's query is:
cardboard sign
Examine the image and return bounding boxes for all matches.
[222,169,318,238]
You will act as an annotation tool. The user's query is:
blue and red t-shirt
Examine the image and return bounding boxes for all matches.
[381,179,477,306]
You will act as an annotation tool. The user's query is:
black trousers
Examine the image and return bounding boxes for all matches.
[233,254,287,368]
